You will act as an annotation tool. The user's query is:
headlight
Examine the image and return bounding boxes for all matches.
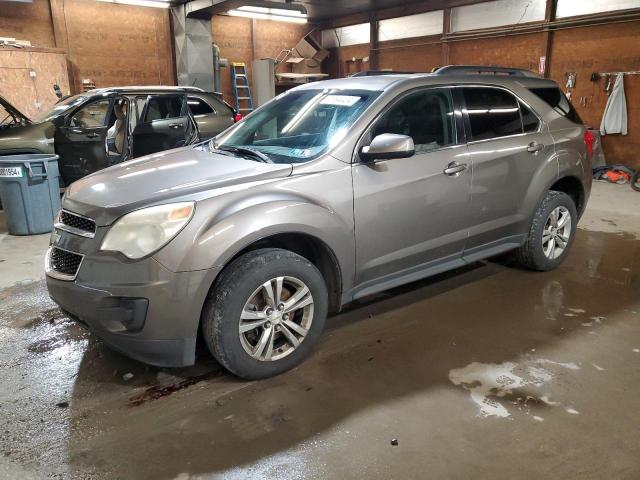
[101,202,195,259]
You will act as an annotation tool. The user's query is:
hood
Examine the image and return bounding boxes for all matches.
[63,146,294,225]
[0,95,31,126]
[0,121,54,153]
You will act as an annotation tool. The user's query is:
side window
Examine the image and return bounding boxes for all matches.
[69,98,111,128]
[371,89,456,154]
[520,102,540,133]
[143,96,183,123]
[462,87,523,141]
[187,96,214,116]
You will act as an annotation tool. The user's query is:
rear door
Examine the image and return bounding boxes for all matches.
[459,86,555,255]
[55,96,113,184]
[131,94,188,157]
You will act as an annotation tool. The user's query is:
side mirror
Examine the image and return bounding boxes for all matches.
[359,133,415,162]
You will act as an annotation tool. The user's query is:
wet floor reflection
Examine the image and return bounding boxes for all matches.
[1,228,639,479]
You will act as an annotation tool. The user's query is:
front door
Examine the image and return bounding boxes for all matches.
[131,94,188,157]
[352,87,471,296]
[55,97,113,184]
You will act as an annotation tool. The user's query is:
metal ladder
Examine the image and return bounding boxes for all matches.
[230,62,254,114]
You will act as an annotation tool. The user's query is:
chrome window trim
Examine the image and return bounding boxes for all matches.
[452,84,544,144]
[45,246,84,282]
[55,209,96,238]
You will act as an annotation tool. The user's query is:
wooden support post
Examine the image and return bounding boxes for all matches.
[369,13,379,71]
[541,0,557,78]
[441,8,451,67]
[49,0,68,51]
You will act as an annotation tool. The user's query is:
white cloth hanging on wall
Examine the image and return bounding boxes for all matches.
[600,73,628,136]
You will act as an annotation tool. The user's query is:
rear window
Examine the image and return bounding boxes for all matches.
[144,96,183,123]
[187,96,214,116]
[462,87,523,141]
[529,87,583,124]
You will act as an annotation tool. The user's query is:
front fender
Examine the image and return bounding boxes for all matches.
[154,196,355,289]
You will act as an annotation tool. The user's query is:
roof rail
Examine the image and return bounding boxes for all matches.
[349,70,418,77]
[433,65,539,78]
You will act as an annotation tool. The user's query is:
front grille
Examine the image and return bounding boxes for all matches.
[59,210,96,236]
[50,247,83,277]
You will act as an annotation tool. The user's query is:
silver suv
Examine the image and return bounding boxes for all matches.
[46,66,591,379]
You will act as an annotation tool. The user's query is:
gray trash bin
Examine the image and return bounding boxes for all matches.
[0,154,61,235]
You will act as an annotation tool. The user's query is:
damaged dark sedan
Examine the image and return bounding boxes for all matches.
[0,87,237,185]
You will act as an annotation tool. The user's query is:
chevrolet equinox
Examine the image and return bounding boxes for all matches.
[46,66,592,379]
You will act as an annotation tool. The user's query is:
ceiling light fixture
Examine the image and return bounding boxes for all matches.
[228,3,308,23]
[96,0,171,8]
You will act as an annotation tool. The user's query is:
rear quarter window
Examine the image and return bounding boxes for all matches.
[529,87,583,124]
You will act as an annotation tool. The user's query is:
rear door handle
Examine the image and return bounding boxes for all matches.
[443,162,468,176]
[169,123,182,129]
[527,142,544,153]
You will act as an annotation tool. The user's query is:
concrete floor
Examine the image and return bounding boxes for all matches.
[1,181,639,479]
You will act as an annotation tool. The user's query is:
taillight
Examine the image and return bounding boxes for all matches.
[584,129,595,157]
[233,113,243,123]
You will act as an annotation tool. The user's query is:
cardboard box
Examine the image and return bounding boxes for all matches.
[293,34,329,63]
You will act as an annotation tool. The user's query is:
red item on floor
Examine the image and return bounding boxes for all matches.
[602,170,631,184]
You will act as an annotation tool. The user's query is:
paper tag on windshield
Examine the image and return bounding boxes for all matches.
[320,95,361,107]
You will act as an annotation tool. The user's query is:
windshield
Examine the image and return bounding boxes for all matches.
[214,89,379,164]
[35,94,87,123]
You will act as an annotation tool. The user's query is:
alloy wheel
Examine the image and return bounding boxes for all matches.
[542,206,572,259]
[239,276,314,362]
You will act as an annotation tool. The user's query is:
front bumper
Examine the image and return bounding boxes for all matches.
[45,229,220,367]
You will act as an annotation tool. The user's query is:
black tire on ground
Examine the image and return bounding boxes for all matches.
[631,171,640,192]
[201,248,328,380]
[517,190,578,271]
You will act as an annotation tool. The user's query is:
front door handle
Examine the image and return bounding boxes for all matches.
[169,123,182,129]
[443,162,468,176]
[86,132,99,138]
[527,142,544,153]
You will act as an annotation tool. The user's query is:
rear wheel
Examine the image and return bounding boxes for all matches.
[201,248,328,379]
[517,190,577,271]
[631,170,640,192]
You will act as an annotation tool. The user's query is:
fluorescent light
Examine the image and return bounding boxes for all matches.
[96,0,171,8]
[238,5,306,17]
[229,5,308,23]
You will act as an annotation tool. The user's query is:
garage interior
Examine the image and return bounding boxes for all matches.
[1,0,640,478]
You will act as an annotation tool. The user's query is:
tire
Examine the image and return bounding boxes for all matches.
[631,171,640,192]
[517,190,577,271]
[201,248,328,379]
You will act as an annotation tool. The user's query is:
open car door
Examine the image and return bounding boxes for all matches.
[54,96,113,185]
[131,94,190,158]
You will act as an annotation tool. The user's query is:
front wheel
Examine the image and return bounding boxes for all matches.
[201,248,328,379]
[517,191,577,271]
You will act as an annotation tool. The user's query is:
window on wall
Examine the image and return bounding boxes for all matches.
[321,23,370,48]
[556,0,640,18]
[462,87,524,141]
[379,11,444,41]
[451,0,546,32]
[372,89,456,154]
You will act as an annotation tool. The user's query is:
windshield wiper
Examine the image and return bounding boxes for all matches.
[215,144,273,163]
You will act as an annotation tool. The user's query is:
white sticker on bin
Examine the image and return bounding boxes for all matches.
[0,166,23,178]
[320,95,361,107]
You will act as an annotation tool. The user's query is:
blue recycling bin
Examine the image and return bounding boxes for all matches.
[0,154,61,235]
